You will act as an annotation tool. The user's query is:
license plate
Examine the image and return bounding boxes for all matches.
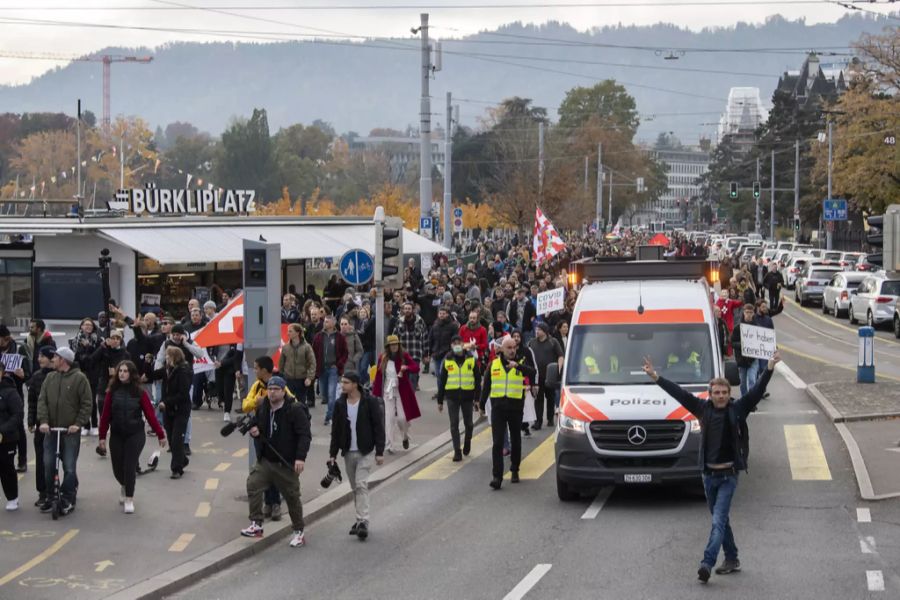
[624,474,652,483]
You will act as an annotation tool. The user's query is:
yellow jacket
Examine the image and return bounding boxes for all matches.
[242,378,296,413]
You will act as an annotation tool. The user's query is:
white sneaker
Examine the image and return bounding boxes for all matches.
[5,498,18,511]
[81,428,89,436]
[123,500,134,514]
[223,413,231,422]
[289,530,305,548]
[119,486,126,505]
[90,427,99,437]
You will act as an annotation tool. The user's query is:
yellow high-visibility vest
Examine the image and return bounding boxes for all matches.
[609,355,619,373]
[668,351,700,368]
[489,357,525,399]
[584,356,600,375]
[444,357,476,391]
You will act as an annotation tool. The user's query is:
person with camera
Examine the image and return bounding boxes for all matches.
[436,335,481,462]
[98,360,166,513]
[328,372,385,540]
[151,347,192,479]
[642,350,780,583]
[241,376,311,548]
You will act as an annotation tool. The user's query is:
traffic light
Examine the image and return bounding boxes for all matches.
[867,214,884,267]
[729,182,738,199]
[753,181,760,199]
[375,216,404,285]
[793,216,801,233]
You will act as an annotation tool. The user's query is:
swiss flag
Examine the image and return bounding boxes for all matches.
[192,294,244,348]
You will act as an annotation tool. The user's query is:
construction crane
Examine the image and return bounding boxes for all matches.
[0,51,153,128]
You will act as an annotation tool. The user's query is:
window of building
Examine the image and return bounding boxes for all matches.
[0,258,33,326]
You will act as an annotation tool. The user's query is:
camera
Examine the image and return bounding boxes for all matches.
[320,461,343,488]
[220,413,254,437]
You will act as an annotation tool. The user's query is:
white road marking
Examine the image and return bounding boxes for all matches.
[857,508,872,523]
[581,487,613,520]
[860,536,876,554]
[866,570,884,592]
[753,410,819,416]
[503,564,552,600]
[775,362,807,389]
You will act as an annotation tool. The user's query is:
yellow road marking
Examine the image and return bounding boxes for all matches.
[784,297,900,348]
[779,343,900,383]
[204,478,219,491]
[168,533,195,552]
[195,502,211,518]
[202,442,214,448]
[784,424,832,481]
[505,433,556,480]
[410,427,493,480]
[213,462,231,472]
[232,448,249,458]
[0,529,79,587]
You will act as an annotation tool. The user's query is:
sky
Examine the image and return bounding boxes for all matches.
[0,0,895,86]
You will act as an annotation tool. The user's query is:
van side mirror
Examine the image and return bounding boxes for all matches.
[724,360,740,387]
[545,364,560,389]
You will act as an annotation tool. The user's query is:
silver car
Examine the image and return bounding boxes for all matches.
[849,275,900,329]
[795,264,842,306]
[781,255,813,289]
[822,272,868,317]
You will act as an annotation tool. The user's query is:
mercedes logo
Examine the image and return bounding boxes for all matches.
[627,425,648,446]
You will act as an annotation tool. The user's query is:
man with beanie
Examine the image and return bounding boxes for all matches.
[36,347,92,515]
[241,376,311,549]
[527,322,564,430]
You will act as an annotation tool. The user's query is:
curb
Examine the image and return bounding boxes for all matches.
[806,384,900,502]
[806,383,900,423]
[105,420,483,600]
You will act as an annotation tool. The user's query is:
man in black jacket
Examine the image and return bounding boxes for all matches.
[242,376,311,549]
[643,350,780,584]
[27,347,55,505]
[0,361,24,511]
[429,306,458,380]
[329,372,385,540]
[437,336,480,462]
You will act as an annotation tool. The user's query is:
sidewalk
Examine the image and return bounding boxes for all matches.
[807,379,900,500]
[0,373,456,600]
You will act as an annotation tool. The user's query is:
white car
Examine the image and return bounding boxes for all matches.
[795,264,842,306]
[848,275,900,329]
[781,255,813,289]
[822,272,868,317]
[839,252,864,270]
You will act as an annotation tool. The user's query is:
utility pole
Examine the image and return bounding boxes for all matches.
[417,13,433,230]
[794,139,800,242]
[76,99,83,211]
[826,117,833,251]
[755,156,761,235]
[538,122,545,201]
[770,149,775,240]
[607,169,613,231]
[443,91,453,248]
[596,142,603,236]
[583,156,589,197]
[119,135,125,189]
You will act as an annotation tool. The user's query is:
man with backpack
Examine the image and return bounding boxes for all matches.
[642,350,780,584]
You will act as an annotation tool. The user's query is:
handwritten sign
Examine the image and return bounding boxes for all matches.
[740,324,777,360]
[0,353,23,371]
[536,287,565,316]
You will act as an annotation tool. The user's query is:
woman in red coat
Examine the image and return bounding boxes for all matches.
[372,335,421,453]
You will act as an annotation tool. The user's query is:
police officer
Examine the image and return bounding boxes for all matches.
[436,335,481,462]
[481,336,535,490]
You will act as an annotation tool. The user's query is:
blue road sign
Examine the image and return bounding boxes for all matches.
[823,198,848,221]
[420,216,432,232]
[433,216,440,232]
[453,207,463,218]
[339,249,374,286]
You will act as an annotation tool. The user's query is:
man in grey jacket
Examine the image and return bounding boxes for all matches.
[36,348,92,514]
[340,317,364,377]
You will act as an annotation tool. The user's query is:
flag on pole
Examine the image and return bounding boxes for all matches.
[532,207,566,265]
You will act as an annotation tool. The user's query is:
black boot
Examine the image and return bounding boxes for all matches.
[452,449,462,462]
[463,438,471,456]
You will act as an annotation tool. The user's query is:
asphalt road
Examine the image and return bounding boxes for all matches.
[174,366,885,599]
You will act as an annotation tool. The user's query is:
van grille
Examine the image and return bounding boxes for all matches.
[590,421,685,451]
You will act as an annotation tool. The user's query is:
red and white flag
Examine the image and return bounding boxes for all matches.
[532,207,566,265]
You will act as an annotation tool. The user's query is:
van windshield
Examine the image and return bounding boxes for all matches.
[566,323,714,385]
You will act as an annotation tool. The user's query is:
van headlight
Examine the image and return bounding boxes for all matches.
[559,414,587,433]
[690,419,701,433]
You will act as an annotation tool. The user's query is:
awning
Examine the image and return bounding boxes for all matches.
[98,223,446,264]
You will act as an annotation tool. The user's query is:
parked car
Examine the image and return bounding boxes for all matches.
[822,272,868,317]
[795,264,842,306]
[848,275,900,329]
[894,305,900,338]
[781,255,813,289]
[838,252,864,270]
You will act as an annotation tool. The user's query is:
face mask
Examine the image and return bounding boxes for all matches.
[452,345,463,354]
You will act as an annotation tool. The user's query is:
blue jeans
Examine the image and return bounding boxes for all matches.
[738,361,759,397]
[359,351,374,384]
[320,366,338,421]
[430,358,444,382]
[702,472,739,568]
[43,431,81,504]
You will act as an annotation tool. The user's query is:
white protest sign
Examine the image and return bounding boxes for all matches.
[536,287,566,316]
[0,353,23,371]
[739,323,777,360]
[192,347,216,374]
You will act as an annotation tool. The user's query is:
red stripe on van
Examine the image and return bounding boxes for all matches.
[577,309,705,325]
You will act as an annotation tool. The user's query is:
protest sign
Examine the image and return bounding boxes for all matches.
[0,353,23,371]
[536,287,565,316]
[739,324,777,360]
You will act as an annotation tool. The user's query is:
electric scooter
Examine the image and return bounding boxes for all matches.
[47,427,68,520]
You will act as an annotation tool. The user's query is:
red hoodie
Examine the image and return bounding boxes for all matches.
[458,323,488,361]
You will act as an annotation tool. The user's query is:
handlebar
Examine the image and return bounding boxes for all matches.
[48,427,70,432]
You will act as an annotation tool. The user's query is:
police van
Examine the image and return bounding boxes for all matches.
[550,259,738,500]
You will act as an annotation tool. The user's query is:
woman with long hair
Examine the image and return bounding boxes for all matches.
[371,336,420,453]
[98,360,166,513]
[151,347,192,479]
